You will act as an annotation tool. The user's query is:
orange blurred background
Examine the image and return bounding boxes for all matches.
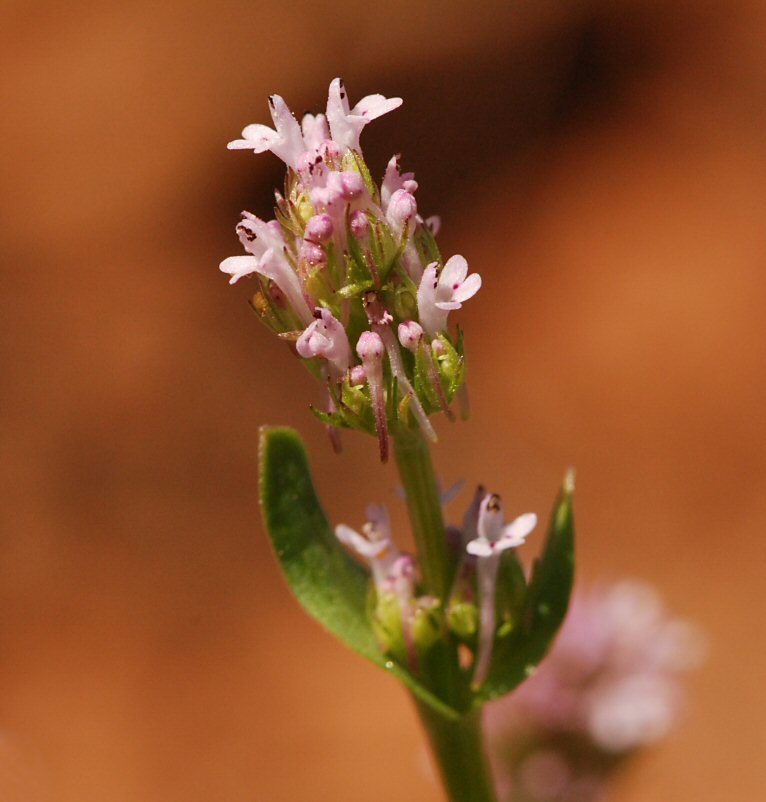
[2,1,765,800]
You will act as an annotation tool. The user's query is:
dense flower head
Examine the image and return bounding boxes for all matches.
[486,580,706,802]
[221,79,481,459]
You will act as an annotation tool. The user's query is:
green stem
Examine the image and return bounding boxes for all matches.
[415,701,498,802]
[393,430,450,601]
[393,429,498,802]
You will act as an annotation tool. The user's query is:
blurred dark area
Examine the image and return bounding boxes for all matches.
[1,1,765,800]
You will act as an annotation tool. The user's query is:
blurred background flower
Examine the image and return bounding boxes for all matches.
[486,579,706,801]
[1,1,765,800]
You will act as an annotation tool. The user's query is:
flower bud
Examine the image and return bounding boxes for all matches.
[300,239,326,265]
[398,320,424,352]
[386,189,417,238]
[304,213,334,243]
[447,599,479,640]
[431,337,447,358]
[356,330,385,361]
[349,210,370,242]
[348,365,366,386]
[338,170,364,201]
[411,596,442,653]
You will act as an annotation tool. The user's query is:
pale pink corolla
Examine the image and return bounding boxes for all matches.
[326,78,402,153]
[467,493,537,688]
[295,308,352,377]
[300,112,330,151]
[227,94,307,169]
[219,213,312,324]
[335,504,399,589]
[467,496,537,557]
[417,255,482,335]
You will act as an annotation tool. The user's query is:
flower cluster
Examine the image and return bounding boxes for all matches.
[335,486,537,682]
[221,79,481,460]
[486,581,706,802]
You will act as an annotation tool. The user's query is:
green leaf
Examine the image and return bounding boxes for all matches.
[474,473,575,704]
[259,426,461,719]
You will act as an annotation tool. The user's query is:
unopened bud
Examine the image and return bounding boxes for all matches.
[447,599,479,640]
[431,337,447,358]
[339,171,364,201]
[349,210,370,241]
[398,320,424,352]
[356,330,385,361]
[411,595,441,652]
[305,213,334,243]
[386,189,417,237]
[301,239,326,265]
[349,365,366,386]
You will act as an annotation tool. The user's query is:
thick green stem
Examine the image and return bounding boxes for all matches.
[393,431,450,601]
[415,701,498,802]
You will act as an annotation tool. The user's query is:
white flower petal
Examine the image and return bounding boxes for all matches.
[453,272,482,303]
[503,512,537,543]
[237,123,280,152]
[417,263,448,335]
[440,254,468,287]
[219,255,258,284]
[351,94,403,120]
[301,112,330,150]
[466,538,494,558]
[267,94,304,162]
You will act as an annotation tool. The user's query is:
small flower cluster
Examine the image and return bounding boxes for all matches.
[335,486,537,682]
[221,79,481,460]
[486,581,706,802]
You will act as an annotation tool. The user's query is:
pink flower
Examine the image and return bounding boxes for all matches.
[227,94,306,169]
[335,504,399,590]
[466,496,537,557]
[295,308,352,377]
[326,78,402,153]
[466,493,537,688]
[417,255,482,335]
[219,213,312,324]
[226,76,400,168]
